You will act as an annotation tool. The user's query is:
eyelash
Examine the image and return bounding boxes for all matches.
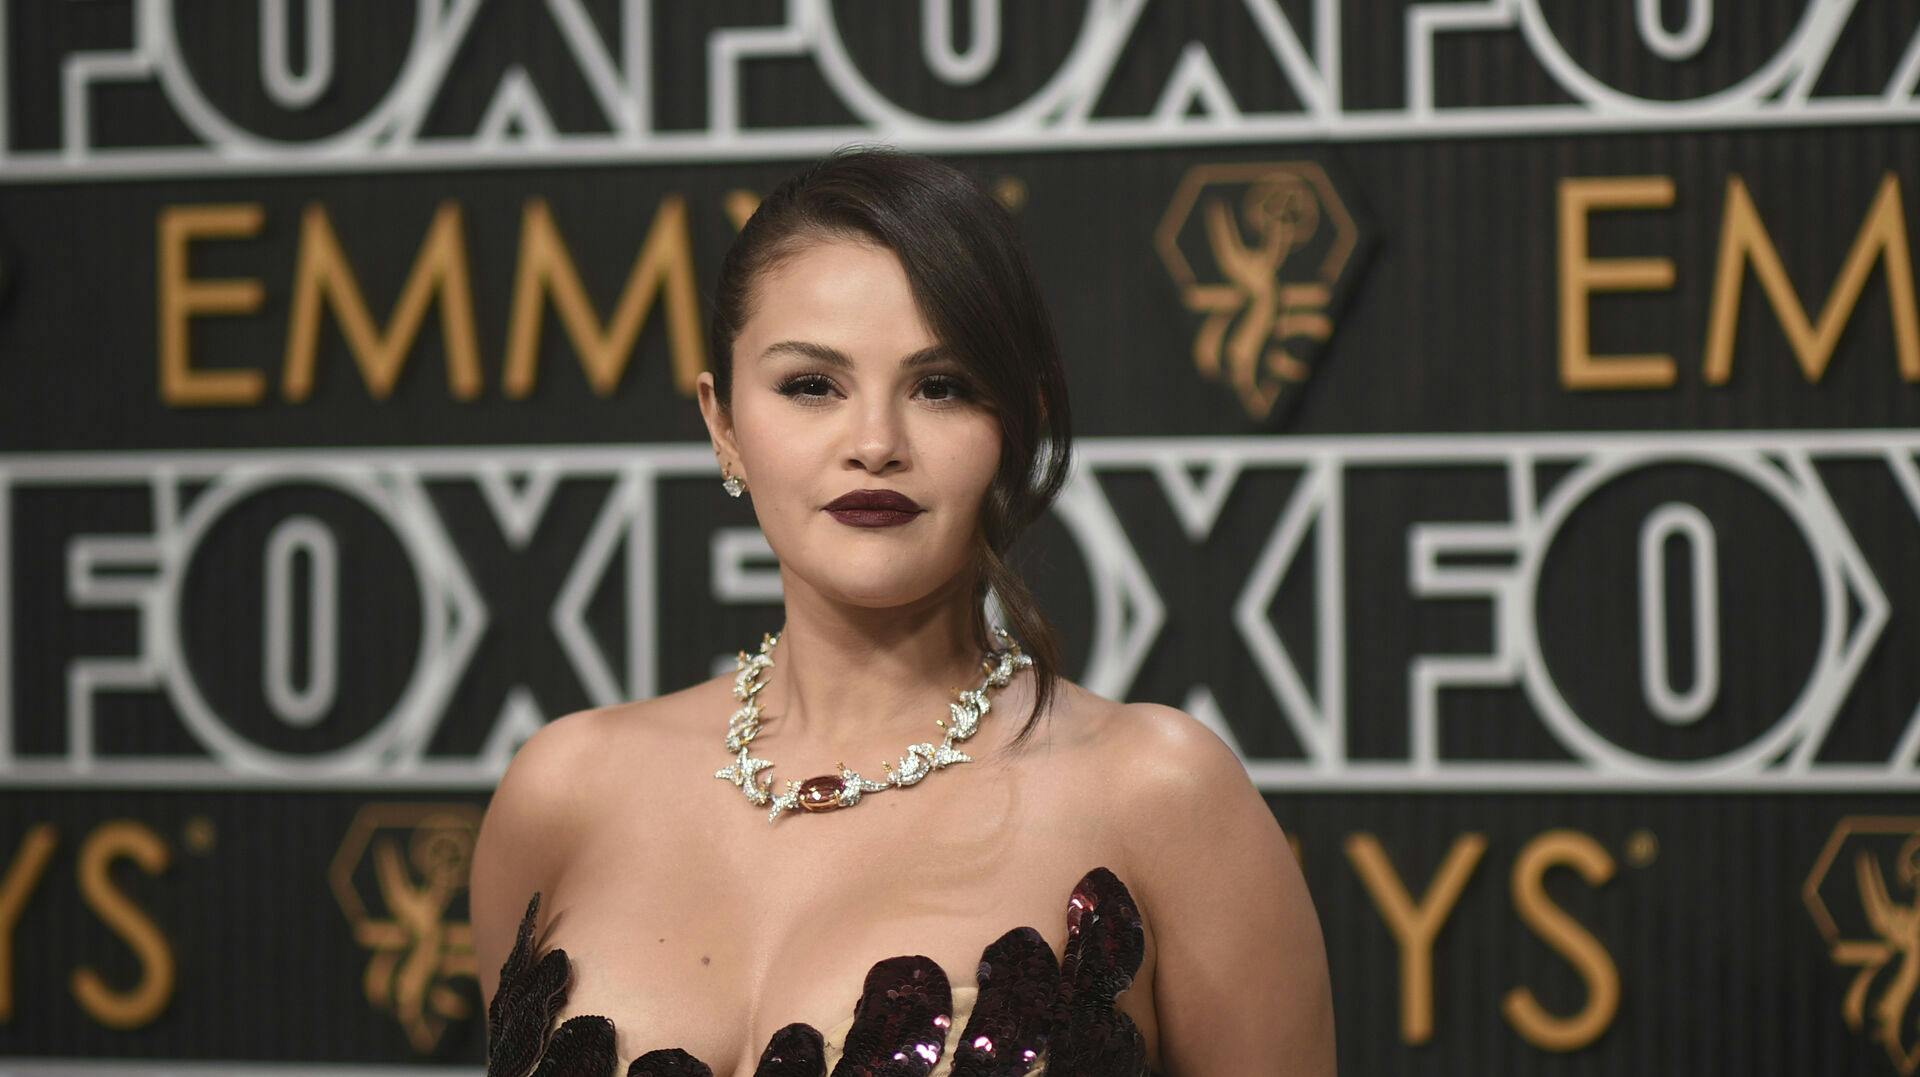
[773,373,973,407]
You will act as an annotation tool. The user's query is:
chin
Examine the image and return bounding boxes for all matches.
[819,573,951,610]
[800,554,966,610]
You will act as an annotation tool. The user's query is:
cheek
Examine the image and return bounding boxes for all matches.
[728,403,819,538]
[733,398,823,478]
[942,416,1004,510]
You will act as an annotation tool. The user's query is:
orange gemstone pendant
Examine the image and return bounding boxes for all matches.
[727,628,1033,822]
[796,775,847,812]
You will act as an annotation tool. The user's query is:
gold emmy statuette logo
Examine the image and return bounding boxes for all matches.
[1155,162,1364,422]
[330,804,484,1053]
[1806,817,1920,1073]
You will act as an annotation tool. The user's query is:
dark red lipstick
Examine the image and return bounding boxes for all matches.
[823,489,924,528]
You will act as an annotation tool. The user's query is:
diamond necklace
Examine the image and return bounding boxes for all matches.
[715,628,1032,822]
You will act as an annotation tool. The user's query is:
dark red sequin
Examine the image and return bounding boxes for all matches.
[832,955,952,1076]
[755,1022,828,1076]
[488,893,545,1053]
[534,1016,618,1077]
[950,927,1060,1076]
[484,868,1154,1077]
[489,923,574,1077]
[1050,869,1148,1076]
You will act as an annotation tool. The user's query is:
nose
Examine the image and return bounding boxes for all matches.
[846,394,906,475]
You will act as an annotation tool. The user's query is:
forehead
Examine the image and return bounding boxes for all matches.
[739,237,937,357]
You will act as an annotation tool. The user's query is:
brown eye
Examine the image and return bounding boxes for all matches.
[918,375,970,403]
[776,374,837,401]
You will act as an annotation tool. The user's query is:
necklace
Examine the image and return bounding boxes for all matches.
[715,628,1032,822]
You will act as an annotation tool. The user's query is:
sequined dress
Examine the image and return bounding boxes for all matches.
[485,867,1155,1077]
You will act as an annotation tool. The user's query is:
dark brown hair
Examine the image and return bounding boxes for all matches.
[708,145,1072,741]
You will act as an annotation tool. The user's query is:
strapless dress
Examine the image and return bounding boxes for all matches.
[484,866,1154,1077]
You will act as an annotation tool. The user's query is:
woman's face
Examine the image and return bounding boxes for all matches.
[698,237,1002,610]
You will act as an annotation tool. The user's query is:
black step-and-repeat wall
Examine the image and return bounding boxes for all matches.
[3,1,1919,1073]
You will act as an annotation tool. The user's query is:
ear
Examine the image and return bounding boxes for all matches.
[696,371,744,478]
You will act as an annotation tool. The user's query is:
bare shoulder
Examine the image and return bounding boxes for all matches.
[468,677,725,1000]
[489,694,683,806]
[1053,686,1266,832]
[493,705,617,807]
[1041,684,1289,890]
[1052,686,1335,1074]
[485,673,726,829]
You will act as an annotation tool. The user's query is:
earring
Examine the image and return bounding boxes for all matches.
[721,462,745,498]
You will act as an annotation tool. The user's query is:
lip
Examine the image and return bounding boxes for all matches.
[823,488,924,528]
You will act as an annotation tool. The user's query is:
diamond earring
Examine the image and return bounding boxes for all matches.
[721,463,745,498]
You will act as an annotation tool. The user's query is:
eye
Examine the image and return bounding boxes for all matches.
[775,373,839,404]
[916,374,973,405]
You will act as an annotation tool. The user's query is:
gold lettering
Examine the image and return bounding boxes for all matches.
[1502,829,1620,1051]
[1705,173,1920,384]
[722,190,761,232]
[71,821,174,1030]
[1345,832,1487,1044]
[0,824,57,1021]
[1558,176,1678,389]
[157,204,267,406]
[502,195,706,399]
[283,201,483,402]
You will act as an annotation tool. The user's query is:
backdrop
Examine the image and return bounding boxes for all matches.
[3,1,1919,1074]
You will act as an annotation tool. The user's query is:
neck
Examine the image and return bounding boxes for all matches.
[762,569,991,764]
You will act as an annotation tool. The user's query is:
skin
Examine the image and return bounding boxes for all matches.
[469,238,1336,1076]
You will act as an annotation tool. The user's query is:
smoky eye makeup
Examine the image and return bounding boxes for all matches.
[915,373,974,404]
[768,368,979,407]
[773,371,838,404]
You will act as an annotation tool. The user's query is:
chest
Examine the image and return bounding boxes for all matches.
[538,767,1150,1074]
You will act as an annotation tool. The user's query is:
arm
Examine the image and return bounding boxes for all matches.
[1117,704,1336,1076]
[469,711,598,1006]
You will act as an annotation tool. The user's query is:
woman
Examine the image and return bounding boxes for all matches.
[470,147,1335,1076]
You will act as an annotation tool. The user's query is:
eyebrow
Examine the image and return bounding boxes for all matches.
[756,340,953,369]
